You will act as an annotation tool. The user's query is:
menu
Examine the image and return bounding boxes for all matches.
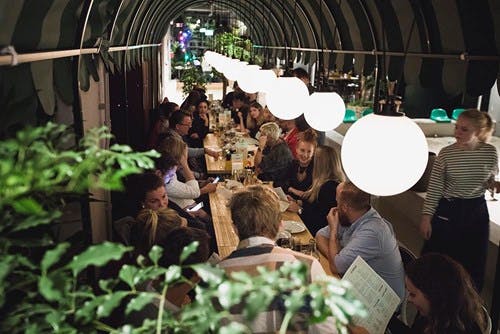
[342,256,401,334]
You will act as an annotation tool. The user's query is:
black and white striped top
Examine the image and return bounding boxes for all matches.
[422,142,498,216]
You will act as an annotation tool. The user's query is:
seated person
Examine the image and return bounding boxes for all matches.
[168,110,219,178]
[120,172,208,239]
[278,118,300,158]
[130,226,210,318]
[146,102,179,149]
[231,92,250,129]
[222,81,241,108]
[254,122,292,185]
[289,145,343,235]
[315,181,405,301]
[188,100,210,148]
[218,185,336,333]
[277,129,317,200]
[239,101,266,138]
[156,134,216,223]
[387,253,487,334]
[131,207,187,259]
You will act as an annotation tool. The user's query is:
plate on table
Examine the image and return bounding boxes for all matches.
[283,220,306,234]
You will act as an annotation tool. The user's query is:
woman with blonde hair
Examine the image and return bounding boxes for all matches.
[254,122,293,184]
[131,207,187,257]
[420,109,498,291]
[295,145,345,235]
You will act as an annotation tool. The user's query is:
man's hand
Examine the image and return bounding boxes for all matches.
[201,183,217,193]
[327,207,339,234]
[205,148,220,159]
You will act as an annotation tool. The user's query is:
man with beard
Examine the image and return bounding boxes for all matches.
[315,181,405,301]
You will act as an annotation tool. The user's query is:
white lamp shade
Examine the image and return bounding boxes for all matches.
[212,54,229,72]
[304,92,345,131]
[204,51,215,65]
[258,70,278,93]
[238,65,262,94]
[341,114,429,196]
[266,77,309,120]
[223,60,247,81]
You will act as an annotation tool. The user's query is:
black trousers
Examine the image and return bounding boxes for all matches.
[422,196,489,291]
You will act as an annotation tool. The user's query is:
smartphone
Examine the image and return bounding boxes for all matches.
[212,176,220,183]
[186,202,204,212]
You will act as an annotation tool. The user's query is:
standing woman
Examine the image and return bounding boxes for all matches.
[420,109,497,291]
[297,145,345,235]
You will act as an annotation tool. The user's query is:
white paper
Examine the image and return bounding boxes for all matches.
[273,187,288,201]
[342,256,401,334]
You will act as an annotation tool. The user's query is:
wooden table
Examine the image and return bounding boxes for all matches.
[203,133,257,175]
[209,185,333,276]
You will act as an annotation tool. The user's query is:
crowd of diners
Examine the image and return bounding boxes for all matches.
[112,73,496,333]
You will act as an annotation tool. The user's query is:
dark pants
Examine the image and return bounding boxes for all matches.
[422,197,489,291]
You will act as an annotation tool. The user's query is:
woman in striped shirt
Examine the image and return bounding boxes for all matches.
[420,109,498,291]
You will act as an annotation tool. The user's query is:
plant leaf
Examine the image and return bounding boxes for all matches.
[191,263,224,285]
[39,274,63,301]
[41,243,70,272]
[125,292,157,315]
[68,242,131,275]
[97,291,129,318]
[148,245,163,265]
[165,265,181,284]
[11,197,45,215]
[180,241,199,263]
[119,265,139,289]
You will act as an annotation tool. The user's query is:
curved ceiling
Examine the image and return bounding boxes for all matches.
[1,0,500,118]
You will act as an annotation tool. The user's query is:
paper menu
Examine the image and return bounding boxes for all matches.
[273,187,288,201]
[342,256,401,334]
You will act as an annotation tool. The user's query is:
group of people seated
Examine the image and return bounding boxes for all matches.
[114,84,493,333]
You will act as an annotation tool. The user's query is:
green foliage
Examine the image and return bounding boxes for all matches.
[0,122,366,333]
[214,32,253,62]
[180,66,207,97]
[0,122,157,333]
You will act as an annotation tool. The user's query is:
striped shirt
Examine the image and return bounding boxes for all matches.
[218,236,336,333]
[422,142,498,215]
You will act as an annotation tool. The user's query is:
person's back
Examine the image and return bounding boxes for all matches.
[316,181,405,301]
[218,185,336,333]
[336,208,405,300]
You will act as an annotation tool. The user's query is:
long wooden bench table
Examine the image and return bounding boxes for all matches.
[208,185,334,276]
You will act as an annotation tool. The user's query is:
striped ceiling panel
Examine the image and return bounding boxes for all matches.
[1,0,499,120]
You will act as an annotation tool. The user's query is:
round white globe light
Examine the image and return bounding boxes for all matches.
[341,114,428,196]
[258,70,278,93]
[223,60,247,81]
[212,54,229,73]
[266,77,309,120]
[304,92,346,131]
[204,51,215,66]
[238,65,262,93]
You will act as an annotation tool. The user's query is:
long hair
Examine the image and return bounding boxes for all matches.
[303,145,344,202]
[406,253,486,334]
[459,109,494,143]
[246,101,265,130]
[133,207,184,256]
